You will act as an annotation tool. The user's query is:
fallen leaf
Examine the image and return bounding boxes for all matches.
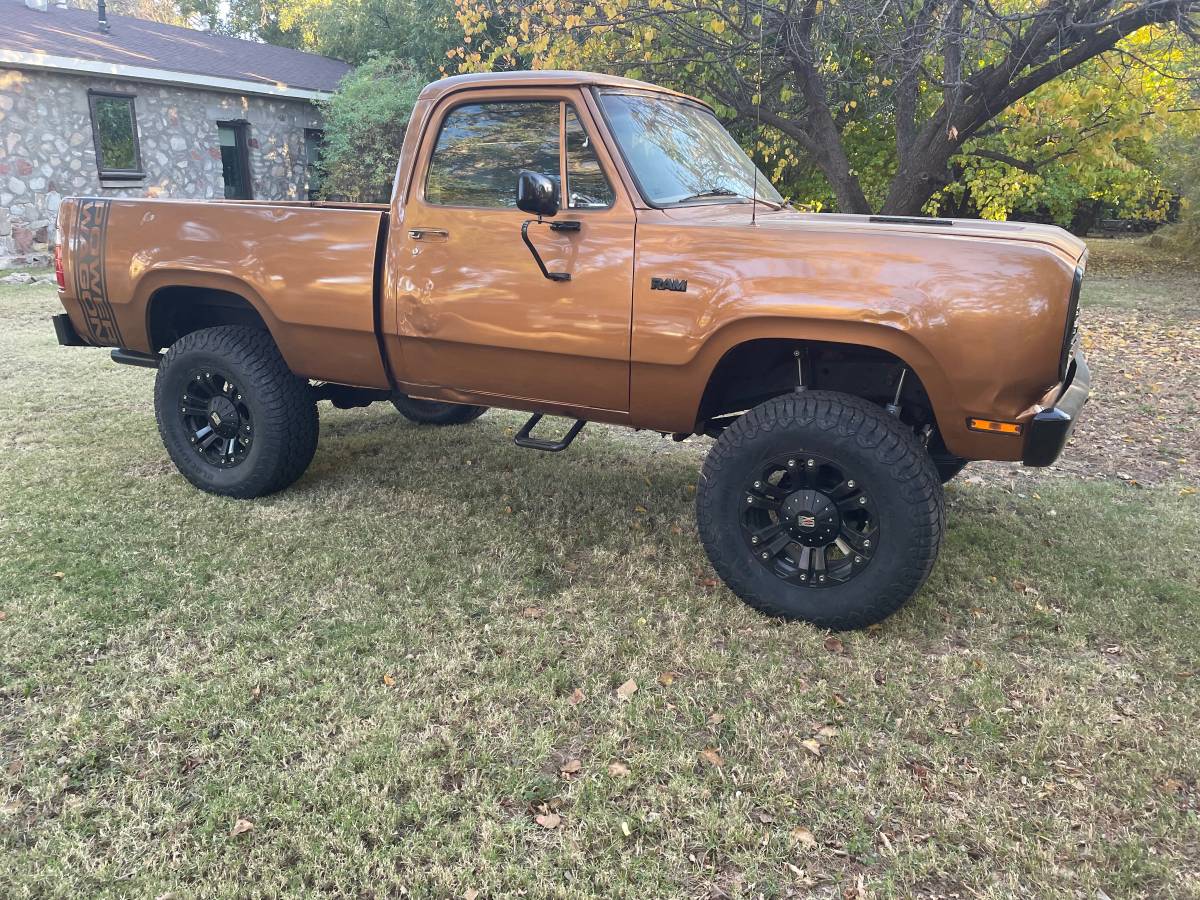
[607,761,631,777]
[708,712,726,725]
[521,606,545,619]
[567,687,585,705]
[464,890,479,900]
[50,572,65,580]
[231,818,254,836]
[559,758,582,777]
[699,747,724,767]
[791,826,817,847]
[382,673,396,687]
[616,678,638,700]
[657,671,678,686]
[801,739,822,757]
[535,812,560,829]
[823,636,845,654]
[0,611,6,622]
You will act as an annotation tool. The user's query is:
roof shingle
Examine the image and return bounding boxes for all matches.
[0,0,351,93]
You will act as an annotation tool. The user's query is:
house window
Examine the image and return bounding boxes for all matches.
[88,91,143,179]
[304,128,325,200]
[217,121,252,200]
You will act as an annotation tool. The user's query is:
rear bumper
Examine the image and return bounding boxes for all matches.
[1022,349,1090,467]
[52,313,88,347]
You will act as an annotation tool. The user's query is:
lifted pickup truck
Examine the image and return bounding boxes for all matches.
[52,70,1090,629]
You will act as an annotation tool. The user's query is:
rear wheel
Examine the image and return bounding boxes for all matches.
[391,394,487,426]
[154,325,318,498]
[696,391,944,629]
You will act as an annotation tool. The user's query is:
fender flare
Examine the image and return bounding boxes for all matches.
[134,269,296,366]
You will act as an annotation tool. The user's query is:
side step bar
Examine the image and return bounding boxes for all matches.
[514,413,587,452]
[111,348,162,368]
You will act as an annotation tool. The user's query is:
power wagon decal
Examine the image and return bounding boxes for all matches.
[73,198,123,346]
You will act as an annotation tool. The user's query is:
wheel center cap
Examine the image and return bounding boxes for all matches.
[207,396,240,437]
[781,489,841,547]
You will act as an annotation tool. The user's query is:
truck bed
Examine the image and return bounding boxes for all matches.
[58,197,391,389]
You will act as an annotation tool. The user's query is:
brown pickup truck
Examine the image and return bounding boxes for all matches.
[52,70,1090,629]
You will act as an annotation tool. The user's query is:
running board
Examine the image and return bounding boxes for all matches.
[111,348,162,368]
[513,414,586,452]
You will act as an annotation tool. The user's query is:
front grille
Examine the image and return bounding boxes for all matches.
[1060,261,1084,380]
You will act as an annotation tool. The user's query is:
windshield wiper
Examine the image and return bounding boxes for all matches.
[677,188,740,202]
[676,188,783,210]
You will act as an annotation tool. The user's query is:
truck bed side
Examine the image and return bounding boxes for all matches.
[57,197,390,389]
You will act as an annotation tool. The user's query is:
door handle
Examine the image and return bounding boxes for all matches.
[408,228,449,241]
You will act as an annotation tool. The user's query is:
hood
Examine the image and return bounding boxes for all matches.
[659,206,1088,264]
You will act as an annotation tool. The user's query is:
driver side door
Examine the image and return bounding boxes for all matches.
[393,89,636,415]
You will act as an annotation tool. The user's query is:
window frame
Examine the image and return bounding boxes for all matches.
[421,98,614,213]
[591,86,782,211]
[563,104,615,211]
[87,89,144,180]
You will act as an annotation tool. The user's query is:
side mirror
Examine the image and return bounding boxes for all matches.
[516,170,558,218]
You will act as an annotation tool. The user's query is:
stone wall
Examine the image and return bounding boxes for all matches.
[0,66,324,265]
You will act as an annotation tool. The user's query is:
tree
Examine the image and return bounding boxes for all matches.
[451,0,1199,216]
[316,55,423,201]
[177,0,465,76]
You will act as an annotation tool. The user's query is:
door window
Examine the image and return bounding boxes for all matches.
[217,122,252,200]
[425,101,560,208]
[424,100,615,210]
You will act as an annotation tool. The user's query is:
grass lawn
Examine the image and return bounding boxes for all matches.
[2,241,1198,899]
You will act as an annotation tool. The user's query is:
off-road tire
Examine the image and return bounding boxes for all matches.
[391,395,487,426]
[154,325,319,498]
[696,391,944,629]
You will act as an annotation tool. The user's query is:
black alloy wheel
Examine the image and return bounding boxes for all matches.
[741,451,878,587]
[178,368,254,468]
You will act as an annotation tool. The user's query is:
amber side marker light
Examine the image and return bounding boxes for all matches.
[967,417,1023,435]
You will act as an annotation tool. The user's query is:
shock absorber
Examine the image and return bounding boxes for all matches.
[886,367,907,417]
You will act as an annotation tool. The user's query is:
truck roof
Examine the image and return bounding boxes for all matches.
[419,70,706,106]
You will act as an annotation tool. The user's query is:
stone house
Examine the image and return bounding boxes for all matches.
[0,0,351,265]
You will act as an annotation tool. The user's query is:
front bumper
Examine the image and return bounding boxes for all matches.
[1022,349,1090,467]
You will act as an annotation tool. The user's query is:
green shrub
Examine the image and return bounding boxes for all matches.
[318,55,423,203]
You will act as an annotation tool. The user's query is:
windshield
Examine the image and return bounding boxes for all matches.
[598,91,784,207]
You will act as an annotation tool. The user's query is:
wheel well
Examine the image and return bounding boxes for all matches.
[697,338,939,437]
[146,287,269,351]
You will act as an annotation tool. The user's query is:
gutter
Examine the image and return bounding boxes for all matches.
[0,49,335,101]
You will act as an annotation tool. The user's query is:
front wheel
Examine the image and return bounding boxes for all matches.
[696,391,944,630]
[154,326,318,498]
